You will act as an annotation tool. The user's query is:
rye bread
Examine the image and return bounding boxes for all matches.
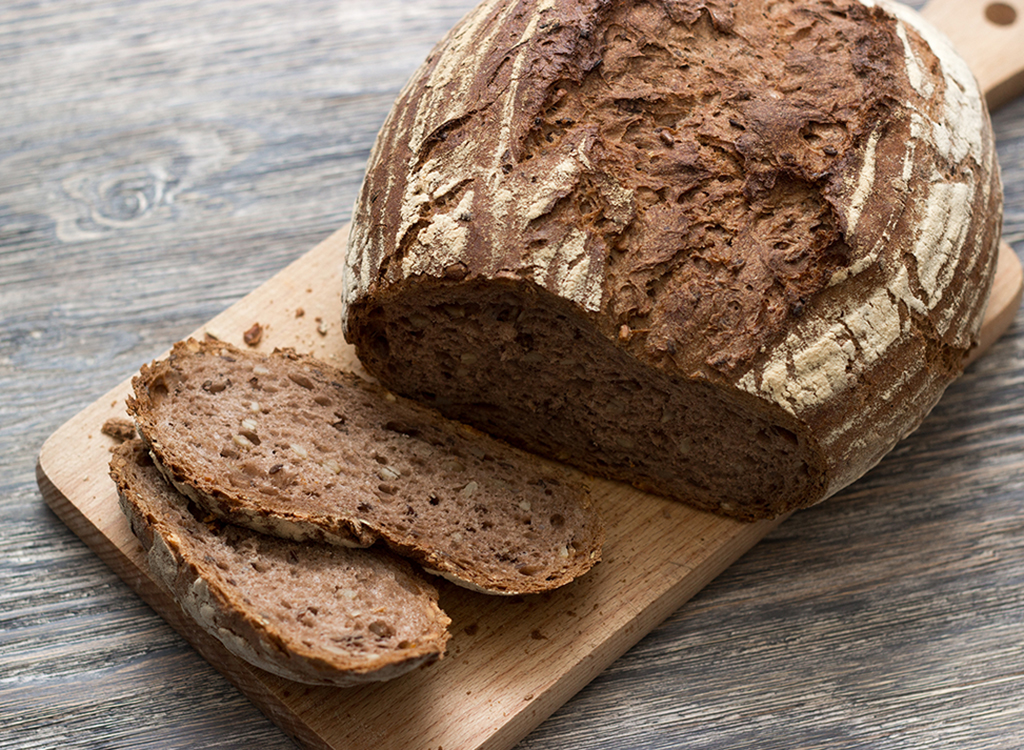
[110,439,450,687]
[342,0,1002,520]
[127,338,603,595]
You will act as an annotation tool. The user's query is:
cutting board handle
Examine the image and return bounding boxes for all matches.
[922,0,1024,109]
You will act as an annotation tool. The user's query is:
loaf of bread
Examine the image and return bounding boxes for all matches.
[343,0,1002,520]
[110,439,450,686]
[128,339,603,594]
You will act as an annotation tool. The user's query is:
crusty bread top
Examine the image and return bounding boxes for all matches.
[346,0,1000,374]
[127,339,603,594]
[110,439,450,687]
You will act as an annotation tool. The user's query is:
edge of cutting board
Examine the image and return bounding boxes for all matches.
[36,226,1022,750]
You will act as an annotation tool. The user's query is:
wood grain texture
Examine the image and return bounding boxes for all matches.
[5,1,1024,748]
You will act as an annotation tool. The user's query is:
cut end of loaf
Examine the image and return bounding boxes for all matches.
[349,280,828,521]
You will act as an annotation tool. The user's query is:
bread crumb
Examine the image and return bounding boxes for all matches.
[101,417,136,442]
[295,307,305,318]
[243,323,264,346]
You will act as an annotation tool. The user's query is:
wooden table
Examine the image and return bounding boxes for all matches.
[4,1,1024,748]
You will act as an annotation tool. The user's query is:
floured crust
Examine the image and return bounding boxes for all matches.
[343,0,1001,519]
[110,440,450,687]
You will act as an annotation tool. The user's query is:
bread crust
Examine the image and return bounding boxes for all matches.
[343,0,1002,519]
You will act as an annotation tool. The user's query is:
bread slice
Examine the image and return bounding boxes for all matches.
[110,439,450,687]
[127,338,603,595]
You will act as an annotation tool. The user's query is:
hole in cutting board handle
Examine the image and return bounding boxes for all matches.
[986,2,1018,26]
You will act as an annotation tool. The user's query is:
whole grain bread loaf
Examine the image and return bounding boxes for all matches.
[110,439,450,686]
[343,0,1003,520]
[127,339,603,594]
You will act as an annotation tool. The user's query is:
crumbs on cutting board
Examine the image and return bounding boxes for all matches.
[243,322,264,346]
[101,417,136,442]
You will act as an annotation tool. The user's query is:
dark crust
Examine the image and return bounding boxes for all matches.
[514,0,904,376]
[353,0,911,375]
[344,0,1002,519]
[110,439,450,687]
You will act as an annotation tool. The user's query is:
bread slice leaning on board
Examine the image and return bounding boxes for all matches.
[342,0,1004,521]
[110,439,451,687]
[127,338,603,596]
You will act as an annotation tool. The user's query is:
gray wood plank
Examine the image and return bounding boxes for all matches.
[4,0,1024,748]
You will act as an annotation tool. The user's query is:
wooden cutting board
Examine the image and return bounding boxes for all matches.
[36,225,1022,750]
[36,1,1024,747]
